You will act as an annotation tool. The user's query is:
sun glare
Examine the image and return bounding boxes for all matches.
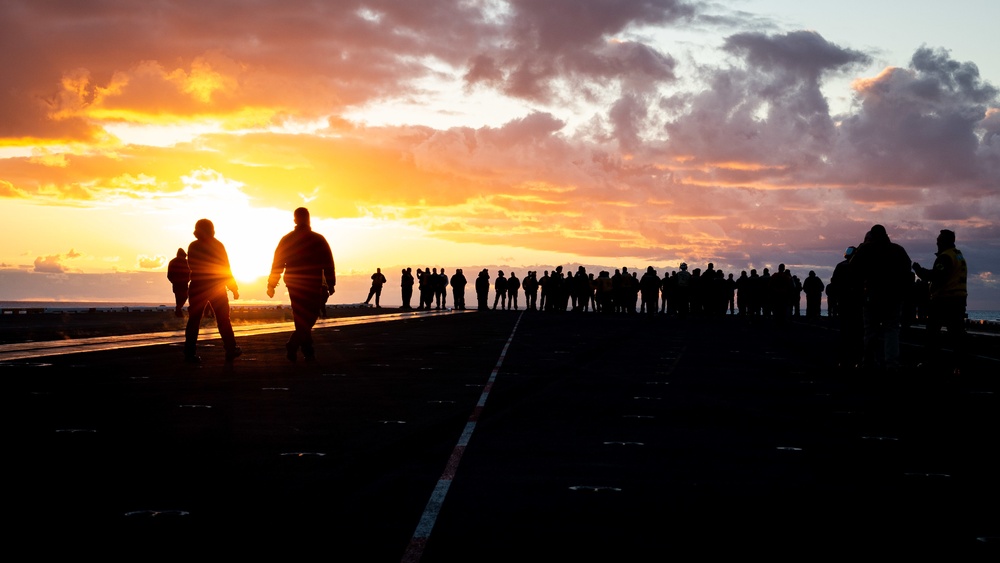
[207,207,294,286]
[166,170,294,286]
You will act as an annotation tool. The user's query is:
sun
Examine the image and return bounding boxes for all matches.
[213,212,291,286]
[169,170,294,286]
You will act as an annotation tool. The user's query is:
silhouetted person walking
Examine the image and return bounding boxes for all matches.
[184,219,241,363]
[913,229,968,375]
[365,267,387,308]
[267,207,336,362]
[167,248,191,317]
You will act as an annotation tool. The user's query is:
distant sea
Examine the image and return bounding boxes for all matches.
[2,301,999,323]
[0,300,276,312]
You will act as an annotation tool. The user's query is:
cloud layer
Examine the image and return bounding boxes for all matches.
[1,0,998,306]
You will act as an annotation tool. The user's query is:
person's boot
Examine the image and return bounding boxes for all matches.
[184,345,201,364]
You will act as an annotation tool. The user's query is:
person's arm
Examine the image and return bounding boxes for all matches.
[914,254,949,283]
[220,244,239,300]
[266,238,286,298]
[323,240,336,295]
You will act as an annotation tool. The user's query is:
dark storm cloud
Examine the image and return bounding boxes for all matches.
[663,31,870,170]
[464,0,691,100]
[724,30,871,78]
[831,47,999,187]
[2,1,999,307]
[609,93,650,153]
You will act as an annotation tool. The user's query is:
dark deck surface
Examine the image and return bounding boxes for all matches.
[6,310,999,560]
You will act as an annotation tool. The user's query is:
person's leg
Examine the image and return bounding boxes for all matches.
[210,292,240,359]
[946,304,967,374]
[883,301,902,370]
[290,288,322,359]
[184,285,208,360]
[862,303,879,368]
[174,288,187,317]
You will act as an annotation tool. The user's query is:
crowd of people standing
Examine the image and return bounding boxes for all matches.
[393,263,823,321]
[385,224,968,376]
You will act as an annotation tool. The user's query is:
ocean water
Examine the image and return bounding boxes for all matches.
[967,310,1000,322]
[2,301,998,323]
[0,300,277,312]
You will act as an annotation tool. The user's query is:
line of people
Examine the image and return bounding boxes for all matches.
[389,263,826,320]
[396,267,469,311]
[383,224,967,376]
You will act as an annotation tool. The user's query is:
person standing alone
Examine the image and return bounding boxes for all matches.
[267,208,336,362]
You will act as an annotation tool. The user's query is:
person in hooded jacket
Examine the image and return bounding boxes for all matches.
[849,224,911,371]
[185,219,241,363]
[167,248,191,317]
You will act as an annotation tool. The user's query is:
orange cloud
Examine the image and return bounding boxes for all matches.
[137,255,166,269]
[34,250,80,274]
[0,2,997,309]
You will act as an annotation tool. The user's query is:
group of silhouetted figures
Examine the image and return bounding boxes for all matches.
[170,215,967,376]
[168,207,336,364]
[394,267,468,311]
[826,225,969,377]
[387,225,968,377]
[387,263,831,320]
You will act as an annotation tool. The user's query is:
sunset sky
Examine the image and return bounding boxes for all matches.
[2,0,998,308]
